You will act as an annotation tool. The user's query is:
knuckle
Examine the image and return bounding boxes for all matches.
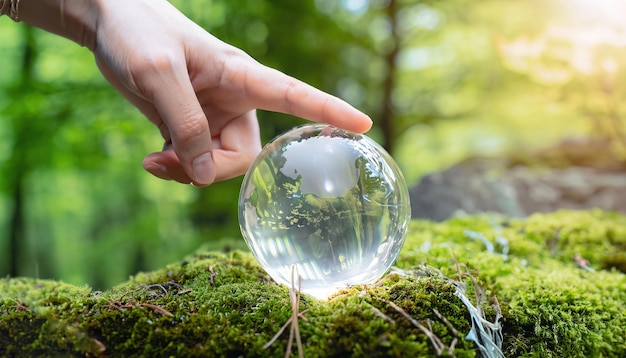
[284,81,303,115]
[133,52,179,77]
[175,111,209,143]
[128,52,181,95]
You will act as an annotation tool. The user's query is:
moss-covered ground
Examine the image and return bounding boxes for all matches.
[1,210,625,357]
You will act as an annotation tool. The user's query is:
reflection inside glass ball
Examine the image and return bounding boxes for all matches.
[238,124,411,299]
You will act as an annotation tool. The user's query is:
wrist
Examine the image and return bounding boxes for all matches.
[17,0,101,50]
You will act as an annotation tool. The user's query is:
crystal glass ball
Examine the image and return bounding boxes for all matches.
[238,124,411,299]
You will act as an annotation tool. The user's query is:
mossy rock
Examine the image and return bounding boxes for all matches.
[1,210,625,357]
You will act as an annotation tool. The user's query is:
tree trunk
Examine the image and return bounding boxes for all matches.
[380,0,400,153]
[7,26,36,277]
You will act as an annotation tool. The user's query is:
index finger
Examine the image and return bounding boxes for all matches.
[244,65,373,133]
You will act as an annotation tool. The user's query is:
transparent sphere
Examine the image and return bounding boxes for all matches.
[238,124,411,299]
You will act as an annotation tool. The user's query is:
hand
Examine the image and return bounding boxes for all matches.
[19,0,373,186]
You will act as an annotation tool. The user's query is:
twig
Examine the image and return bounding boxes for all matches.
[140,303,174,317]
[370,305,395,324]
[144,283,168,296]
[208,266,219,286]
[451,251,463,282]
[385,299,447,356]
[263,318,293,350]
[574,253,596,272]
[433,308,459,337]
[287,266,304,358]
[263,266,306,358]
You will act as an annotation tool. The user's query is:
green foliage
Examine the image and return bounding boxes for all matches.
[1,210,625,357]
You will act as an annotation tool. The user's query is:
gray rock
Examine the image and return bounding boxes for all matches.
[409,158,626,221]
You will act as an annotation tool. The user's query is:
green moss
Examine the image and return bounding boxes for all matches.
[1,210,625,357]
[400,209,626,357]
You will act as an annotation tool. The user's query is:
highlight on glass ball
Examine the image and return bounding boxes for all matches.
[238,124,411,299]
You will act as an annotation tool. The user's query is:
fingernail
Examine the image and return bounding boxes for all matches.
[192,152,215,185]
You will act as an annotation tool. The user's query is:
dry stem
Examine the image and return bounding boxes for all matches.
[263,266,307,358]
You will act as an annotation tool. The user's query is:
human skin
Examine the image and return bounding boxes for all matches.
[16,0,373,186]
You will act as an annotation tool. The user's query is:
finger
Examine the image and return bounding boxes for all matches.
[147,60,216,186]
[143,151,193,184]
[209,111,261,180]
[143,146,257,184]
[244,65,373,133]
[144,111,260,184]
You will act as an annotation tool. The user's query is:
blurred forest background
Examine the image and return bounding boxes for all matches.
[1,0,625,289]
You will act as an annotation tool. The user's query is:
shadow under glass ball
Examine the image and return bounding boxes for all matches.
[238,124,411,299]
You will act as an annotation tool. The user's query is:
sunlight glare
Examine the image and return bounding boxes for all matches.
[561,0,626,28]
[498,0,626,83]
[342,0,369,15]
